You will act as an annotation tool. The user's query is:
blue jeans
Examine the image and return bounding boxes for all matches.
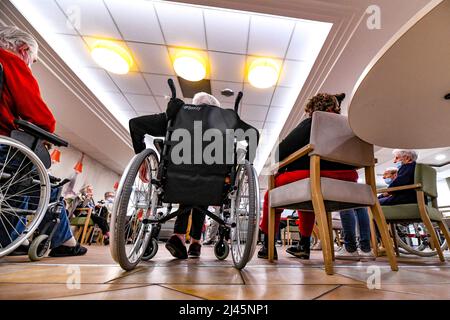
[339,207,371,252]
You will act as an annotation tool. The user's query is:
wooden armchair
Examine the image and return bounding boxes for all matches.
[267,111,398,275]
[70,208,94,245]
[378,164,450,261]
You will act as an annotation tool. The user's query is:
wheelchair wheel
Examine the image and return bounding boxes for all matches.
[141,237,158,261]
[395,222,448,257]
[229,161,260,269]
[110,149,159,271]
[28,234,50,261]
[214,240,229,260]
[0,136,50,258]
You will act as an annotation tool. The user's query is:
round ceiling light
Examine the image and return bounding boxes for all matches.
[248,58,280,89]
[435,154,446,161]
[91,40,133,75]
[173,50,206,82]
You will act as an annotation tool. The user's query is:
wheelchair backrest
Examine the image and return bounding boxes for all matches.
[162,104,254,206]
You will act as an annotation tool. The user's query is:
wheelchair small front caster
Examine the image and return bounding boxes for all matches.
[28,234,51,261]
[214,240,230,260]
[142,238,158,261]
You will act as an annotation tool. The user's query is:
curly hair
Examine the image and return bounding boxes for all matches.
[304,93,345,117]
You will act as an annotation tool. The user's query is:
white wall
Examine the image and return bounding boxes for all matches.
[48,145,120,202]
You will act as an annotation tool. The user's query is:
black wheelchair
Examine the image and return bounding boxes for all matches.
[110,79,260,270]
[0,62,70,260]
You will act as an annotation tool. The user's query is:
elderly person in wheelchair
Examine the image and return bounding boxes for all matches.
[110,81,260,270]
[0,26,87,259]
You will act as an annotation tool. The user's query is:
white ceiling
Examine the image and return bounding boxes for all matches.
[5,0,448,187]
[11,0,332,171]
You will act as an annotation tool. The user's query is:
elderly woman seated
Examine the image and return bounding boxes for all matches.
[258,92,360,260]
[378,149,418,205]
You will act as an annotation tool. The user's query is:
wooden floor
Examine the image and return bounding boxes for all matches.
[0,244,449,300]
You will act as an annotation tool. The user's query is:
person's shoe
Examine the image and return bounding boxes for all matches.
[257,245,278,260]
[48,243,87,257]
[188,242,202,257]
[311,240,322,251]
[286,244,310,259]
[165,235,188,259]
[358,248,375,261]
[335,246,360,261]
[286,235,310,259]
[203,240,215,246]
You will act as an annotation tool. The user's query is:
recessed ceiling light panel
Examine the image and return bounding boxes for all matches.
[91,40,133,75]
[173,50,207,82]
[248,58,280,89]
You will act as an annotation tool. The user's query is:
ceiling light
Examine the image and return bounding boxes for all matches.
[91,40,133,75]
[173,50,206,82]
[435,154,446,161]
[248,58,280,89]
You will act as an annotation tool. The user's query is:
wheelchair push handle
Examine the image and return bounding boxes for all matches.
[234,91,243,113]
[167,78,176,99]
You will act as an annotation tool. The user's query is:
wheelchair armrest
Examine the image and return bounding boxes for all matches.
[14,119,68,147]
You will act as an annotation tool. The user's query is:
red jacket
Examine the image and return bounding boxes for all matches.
[0,48,56,136]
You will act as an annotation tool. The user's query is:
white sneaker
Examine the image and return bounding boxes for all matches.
[335,246,360,260]
[358,248,375,261]
[311,240,322,251]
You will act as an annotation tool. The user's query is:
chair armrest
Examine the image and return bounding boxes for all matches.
[377,183,422,194]
[268,144,314,174]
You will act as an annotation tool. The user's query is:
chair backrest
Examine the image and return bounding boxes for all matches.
[414,163,437,198]
[309,111,374,167]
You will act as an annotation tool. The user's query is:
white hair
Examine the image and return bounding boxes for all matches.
[392,149,418,161]
[0,26,38,59]
[192,92,220,107]
[385,167,399,173]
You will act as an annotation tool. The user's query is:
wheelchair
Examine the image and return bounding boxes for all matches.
[110,79,260,271]
[0,63,69,259]
[0,120,69,260]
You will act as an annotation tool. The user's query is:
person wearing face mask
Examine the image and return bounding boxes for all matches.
[382,167,398,186]
[0,26,87,257]
[378,150,418,205]
[0,26,55,136]
[94,191,115,245]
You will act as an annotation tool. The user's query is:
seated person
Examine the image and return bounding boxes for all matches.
[0,26,87,257]
[129,92,254,259]
[336,207,374,260]
[378,149,417,205]
[258,92,358,260]
[72,185,110,244]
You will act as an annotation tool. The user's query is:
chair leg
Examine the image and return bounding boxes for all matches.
[417,192,445,262]
[420,217,445,262]
[313,204,334,275]
[437,221,450,253]
[327,212,335,261]
[370,203,399,271]
[368,208,379,257]
[390,223,400,257]
[268,207,276,262]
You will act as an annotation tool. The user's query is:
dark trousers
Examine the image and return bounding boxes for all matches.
[173,205,206,240]
[91,215,109,235]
